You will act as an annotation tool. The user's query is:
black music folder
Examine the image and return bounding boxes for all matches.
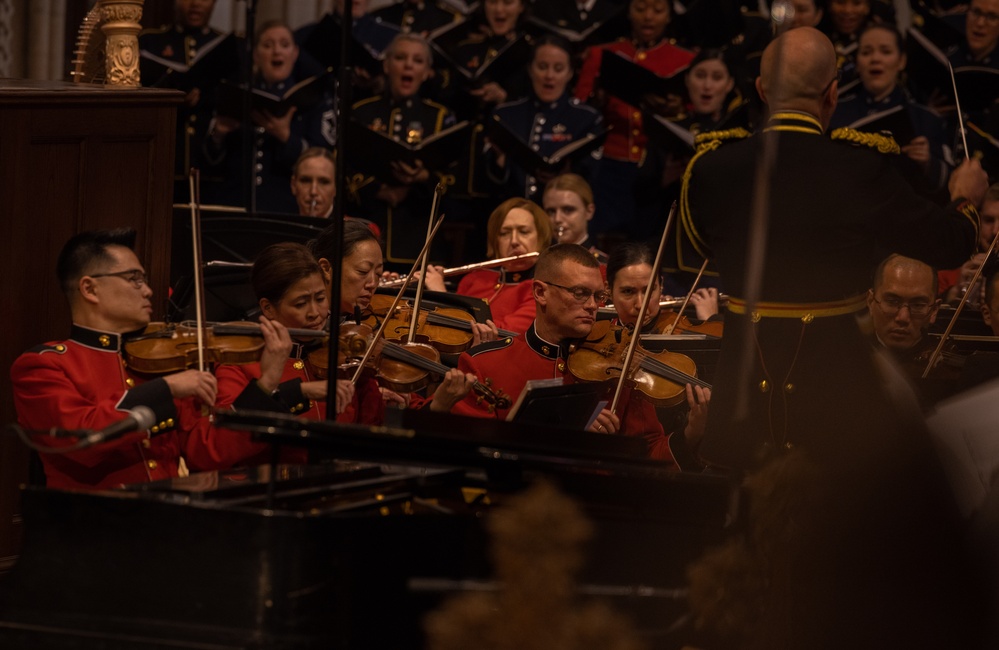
[906,28,999,112]
[485,114,606,174]
[524,11,624,49]
[346,119,470,178]
[599,51,688,108]
[643,113,695,155]
[299,13,387,74]
[432,33,532,84]
[506,378,605,431]
[139,32,240,91]
[845,104,917,146]
[215,74,331,119]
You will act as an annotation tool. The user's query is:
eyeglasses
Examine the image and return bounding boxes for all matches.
[969,7,999,25]
[90,270,149,289]
[872,296,934,317]
[543,281,610,305]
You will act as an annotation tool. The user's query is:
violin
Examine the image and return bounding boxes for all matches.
[645,310,724,338]
[567,320,711,409]
[365,294,478,353]
[124,321,330,374]
[309,321,512,410]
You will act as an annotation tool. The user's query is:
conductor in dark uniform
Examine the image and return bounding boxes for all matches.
[678,27,989,649]
[680,26,987,471]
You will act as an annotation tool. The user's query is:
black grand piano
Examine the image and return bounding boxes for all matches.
[0,409,739,649]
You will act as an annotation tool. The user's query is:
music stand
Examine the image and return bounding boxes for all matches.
[506,379,605,431]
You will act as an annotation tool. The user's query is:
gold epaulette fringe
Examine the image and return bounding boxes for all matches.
[829,127,900,154]
[693,127,752,153]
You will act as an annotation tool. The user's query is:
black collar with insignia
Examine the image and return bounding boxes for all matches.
[71,324,126,352]
[499,265,536,284]
[526,322,572,360]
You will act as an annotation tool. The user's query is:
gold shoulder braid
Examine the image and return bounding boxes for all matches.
[829,127,900,154]
[693,127,752,153]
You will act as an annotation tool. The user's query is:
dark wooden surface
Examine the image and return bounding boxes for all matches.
[0,80,181,573]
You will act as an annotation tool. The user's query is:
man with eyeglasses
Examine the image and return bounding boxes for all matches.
[427,243,683,465]
[10,228,290,490]
[949,0,999,67]
[867,254,940,360]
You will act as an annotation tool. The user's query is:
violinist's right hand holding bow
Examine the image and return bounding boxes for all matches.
[164,370,218,407]
[589,409,621,434]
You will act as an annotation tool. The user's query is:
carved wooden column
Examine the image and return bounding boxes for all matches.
[99,0,143,86]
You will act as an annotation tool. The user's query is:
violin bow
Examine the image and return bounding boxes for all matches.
[188,168,207,373]
[948,61,970,160]
[662,259,710,335]
[349,186,447,384]
[921,229,999,378]
[406,184,445,345]
[610,202,677,414]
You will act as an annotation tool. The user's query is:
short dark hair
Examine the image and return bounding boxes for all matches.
[535,243,601,281]
[532,34,574,67]
[251,242,321,304]
[56,228,137,297]
[309,219,382,263]
[606,241,655,287]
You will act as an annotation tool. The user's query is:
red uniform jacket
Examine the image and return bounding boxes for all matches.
[456,267,536,335]
[575,38,694,162]
[450,323,678,466]
[10,325,253,490]
[215,342,386,464]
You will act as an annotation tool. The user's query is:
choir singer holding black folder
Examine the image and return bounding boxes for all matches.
[349,33,462,266]
[486,35,604,203]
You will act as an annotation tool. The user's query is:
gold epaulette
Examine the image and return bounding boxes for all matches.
[829,127,900,154]
[693,127,752,153]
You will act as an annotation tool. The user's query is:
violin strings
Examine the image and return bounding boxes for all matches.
[637,356,711,389]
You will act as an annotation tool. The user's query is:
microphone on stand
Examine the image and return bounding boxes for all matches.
[78,406,158,447]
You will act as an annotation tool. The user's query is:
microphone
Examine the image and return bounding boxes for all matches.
[80,406,157,447]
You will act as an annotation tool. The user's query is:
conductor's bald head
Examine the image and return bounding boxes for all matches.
[756,27,839,127]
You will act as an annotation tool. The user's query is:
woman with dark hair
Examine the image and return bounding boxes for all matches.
[679,49,743,134]
[830,24,952,191]
[215,240,384,439]
[204,19,335,213]
[423,197,553,335]
[607,241,719,333]
[487,35,603,203]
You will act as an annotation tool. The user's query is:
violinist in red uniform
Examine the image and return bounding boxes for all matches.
[214,242,383,445]
[606,241,712,463]
[423,197,552,336]
[428,243,687,465]
[10,229,278,490]
[311,219,406,410]
[607,241,720,333]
